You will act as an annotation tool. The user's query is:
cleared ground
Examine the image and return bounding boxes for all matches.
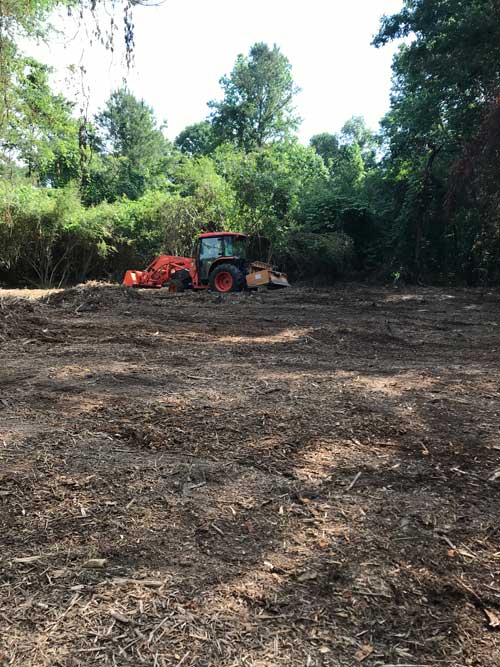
[0,283,499,667]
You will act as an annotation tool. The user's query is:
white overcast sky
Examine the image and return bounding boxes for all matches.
[26,0,403,143]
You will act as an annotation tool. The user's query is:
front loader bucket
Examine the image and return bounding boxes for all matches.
[246,269,290,290]
[122,270,144,287]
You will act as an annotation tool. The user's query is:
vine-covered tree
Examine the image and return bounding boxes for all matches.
[373,0,500,282]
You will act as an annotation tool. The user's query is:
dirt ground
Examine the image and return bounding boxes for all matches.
[0,283,499,667]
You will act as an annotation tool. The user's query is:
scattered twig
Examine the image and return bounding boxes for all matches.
[176,652,190,667]
[346,472,362,491]
[211,522,225,536]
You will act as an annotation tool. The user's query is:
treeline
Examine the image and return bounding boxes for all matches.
[1,1,500,287]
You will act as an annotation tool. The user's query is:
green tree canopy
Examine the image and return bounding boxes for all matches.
[375,0,500,149]
[209,42,300,151]
[174,121,217,158]
[0,57,81,185]
[373,0,500,282]
[93,87,173,201]
[310,133,341,167]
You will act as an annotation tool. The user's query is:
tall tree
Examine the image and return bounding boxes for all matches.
[374,0,500,145]
[93,88,172,201]
[373,0,500,282]
[310,118,378,194]
[340,116,379,169]
[0,0,162,197]
[209,43,300,151]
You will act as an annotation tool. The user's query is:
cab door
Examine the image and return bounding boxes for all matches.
[198,237,225,282]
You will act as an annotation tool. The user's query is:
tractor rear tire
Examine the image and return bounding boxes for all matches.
[209,263,245,293]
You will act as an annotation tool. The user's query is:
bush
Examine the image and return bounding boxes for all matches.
[0,175,238,286]
[283,231,354,281]
[0,182,88,286]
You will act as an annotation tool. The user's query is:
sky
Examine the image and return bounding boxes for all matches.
[26,0,404,144]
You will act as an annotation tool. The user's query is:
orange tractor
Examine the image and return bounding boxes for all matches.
[122,231,290,293]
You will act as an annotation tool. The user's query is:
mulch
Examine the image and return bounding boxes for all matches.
[0,283,499,666]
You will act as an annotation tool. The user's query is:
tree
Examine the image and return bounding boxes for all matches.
[373,0,500,282]
[92,88,173,201]
[0,1,151,104]
[374,0,500,145]
[174,121,217,158]
[310,119,377,197]
[209,43,300,151]
[212,140,327,251]
[0,57,81,185]
[340,117,379,169]
[310,133,341,167]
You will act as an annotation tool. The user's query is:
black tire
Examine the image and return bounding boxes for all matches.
[209,263,246,293]
[170,269,191,292]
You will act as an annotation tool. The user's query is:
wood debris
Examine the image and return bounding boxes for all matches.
[0,284,499,666]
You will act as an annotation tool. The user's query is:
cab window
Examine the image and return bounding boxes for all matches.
[199,237,224,260]
[224,236,247,258]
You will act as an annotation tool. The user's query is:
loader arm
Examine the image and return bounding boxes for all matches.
[123,255,194,289]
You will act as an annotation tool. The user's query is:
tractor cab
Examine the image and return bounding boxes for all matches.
[195,232,248,285]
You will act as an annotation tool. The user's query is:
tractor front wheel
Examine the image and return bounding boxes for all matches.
[209,263,245,293]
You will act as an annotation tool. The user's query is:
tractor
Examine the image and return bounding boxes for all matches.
[122,231,290,293]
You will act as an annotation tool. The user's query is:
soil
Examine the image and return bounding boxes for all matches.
[0,282,499,667]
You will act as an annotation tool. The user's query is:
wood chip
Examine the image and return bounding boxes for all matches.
[485,608,500,628]
[51,569,67,579]
[347,472,362,491]
[355,643,374,662]
[12,555,44,564]
[113,578,163,588]
[82,558,107,569]
[110,610,131,624]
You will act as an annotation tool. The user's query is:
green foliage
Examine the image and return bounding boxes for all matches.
[374,0,500,145]
[92,88,174,202]
[174,156,237,225]
[310,133,341,167]
[0,1,145,132]
[306,120,384,273]
[174,121,217,158]
[341,117,379,169]
[372,0,500,283]
[284,231,354,280]
[311,118,379,193]
[1,58,81,185]
[4,9,500,287]
[209,43,300,150]
[211,140,329,263]
[0,180,107,286]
